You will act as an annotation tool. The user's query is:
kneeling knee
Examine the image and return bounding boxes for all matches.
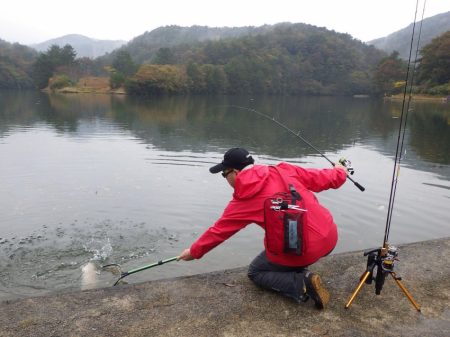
[247,266,257,281]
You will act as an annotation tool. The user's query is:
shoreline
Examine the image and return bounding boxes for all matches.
[43,86,126,95]
[384,93,449,103]
[48,87,450,102]
[44,77,448,101]
[1,237,449,337]
[44,87,450,102]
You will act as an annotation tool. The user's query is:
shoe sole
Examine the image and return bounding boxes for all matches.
[309,274,330,309]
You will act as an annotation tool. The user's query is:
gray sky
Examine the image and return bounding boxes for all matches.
[1,0,449,45]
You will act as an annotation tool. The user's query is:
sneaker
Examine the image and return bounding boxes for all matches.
[304,271,330,309]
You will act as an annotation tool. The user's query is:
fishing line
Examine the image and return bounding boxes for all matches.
[225,105,365,192]
[383,0,426,245]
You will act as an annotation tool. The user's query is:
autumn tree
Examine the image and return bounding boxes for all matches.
[125,64,188,95]
[373,52,407,95]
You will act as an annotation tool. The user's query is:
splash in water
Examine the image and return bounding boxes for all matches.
[81,262,98,290]
[83,237,113,261]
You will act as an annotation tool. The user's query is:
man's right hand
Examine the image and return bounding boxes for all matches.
[334,162,349,174]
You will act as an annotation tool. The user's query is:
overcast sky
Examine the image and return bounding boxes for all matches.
[1,0,449,45]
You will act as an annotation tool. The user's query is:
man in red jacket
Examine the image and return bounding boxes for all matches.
[179,147,348,309]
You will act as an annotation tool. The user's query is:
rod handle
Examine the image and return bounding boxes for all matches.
[347,176,365,192]
[353,180,365,192]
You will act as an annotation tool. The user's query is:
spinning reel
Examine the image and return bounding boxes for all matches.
[338,158,355,175]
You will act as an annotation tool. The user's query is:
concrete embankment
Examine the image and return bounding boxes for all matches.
[1,238,449,337]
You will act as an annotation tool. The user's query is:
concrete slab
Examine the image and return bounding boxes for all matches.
[1,238,449,337]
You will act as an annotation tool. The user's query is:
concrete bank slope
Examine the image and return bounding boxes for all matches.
[1,238,449,337]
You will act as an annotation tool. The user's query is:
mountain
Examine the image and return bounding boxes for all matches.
[30,34,126,58]
[367,11,450,59]
[101,25,277,64]
[124,23,386,96]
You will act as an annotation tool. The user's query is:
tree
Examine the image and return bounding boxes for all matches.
[60,44,76,65]
[125,64,187,95]
[32,53,54,88]
[31,44,78,88]
[112,50,137,76]
[76,57,95,76]
[109,50,137,88]
[153,48,175,64]
[373,52,407,95]
[204,65,227,94]
[417,31,450,86]
[186,62,206,93]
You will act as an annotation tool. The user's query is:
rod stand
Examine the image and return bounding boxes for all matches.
[344,246,420,312]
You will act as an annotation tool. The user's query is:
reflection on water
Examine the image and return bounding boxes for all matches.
[0,91,449,301]
[2,92,449,165]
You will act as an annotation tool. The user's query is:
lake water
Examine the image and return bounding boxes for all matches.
[0,91,449,301]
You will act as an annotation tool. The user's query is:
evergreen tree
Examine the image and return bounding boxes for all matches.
[32,53,54,88]
[60,44,76,65]
[31,44,78,88]
[112,50,137,76]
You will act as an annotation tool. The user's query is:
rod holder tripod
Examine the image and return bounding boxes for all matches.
[345,245,421,312]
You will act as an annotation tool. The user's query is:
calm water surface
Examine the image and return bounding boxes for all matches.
[0,91,449,300]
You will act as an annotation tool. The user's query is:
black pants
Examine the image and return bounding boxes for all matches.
[247,251,308,302]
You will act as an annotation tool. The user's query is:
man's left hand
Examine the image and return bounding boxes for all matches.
[178,248,194,261]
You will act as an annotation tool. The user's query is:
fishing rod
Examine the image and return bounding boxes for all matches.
[227,105,365,192]
[383,0,426,248]
[345,0,425,312]
[103,256,179,286]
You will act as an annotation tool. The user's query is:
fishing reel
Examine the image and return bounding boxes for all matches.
[381,245,399,272]
[338,158,354,175]
[363,244,399,295]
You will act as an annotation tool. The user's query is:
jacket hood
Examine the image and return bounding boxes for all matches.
[233,165,269,199]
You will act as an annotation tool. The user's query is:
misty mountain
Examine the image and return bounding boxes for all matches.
[101,25,278,64]
[30,34,126,58]
[367,11,450,59]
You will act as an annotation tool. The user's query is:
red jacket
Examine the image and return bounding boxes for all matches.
[190,162,347,266]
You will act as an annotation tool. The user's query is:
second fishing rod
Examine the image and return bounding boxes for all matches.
[227,105,365,192]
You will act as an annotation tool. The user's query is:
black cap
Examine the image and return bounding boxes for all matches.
[209,148,255,173]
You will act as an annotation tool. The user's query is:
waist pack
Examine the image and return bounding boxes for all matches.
[264,180,307,256]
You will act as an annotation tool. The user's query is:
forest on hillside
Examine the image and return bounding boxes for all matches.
[0,39,36,89]
[124,23,385,95]
[0,23,449,96]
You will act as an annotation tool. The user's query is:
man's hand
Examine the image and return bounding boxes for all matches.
[178,248,194,261]
[334,162,349,174]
